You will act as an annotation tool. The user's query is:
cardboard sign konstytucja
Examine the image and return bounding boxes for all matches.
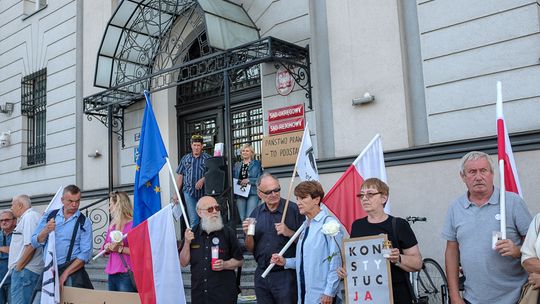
[61,286,141,304]
[342,234,393,303]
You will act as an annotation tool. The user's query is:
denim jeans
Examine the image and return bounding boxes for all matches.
[11,268,40,304]
[0,282,10,304]
[183,191,200,227]
[236,195,260,221]
[108,273,137,292]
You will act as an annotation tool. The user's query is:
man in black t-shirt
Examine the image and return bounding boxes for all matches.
[179,196,244,304]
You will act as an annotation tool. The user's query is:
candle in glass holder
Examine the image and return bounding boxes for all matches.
[382,240,393,258]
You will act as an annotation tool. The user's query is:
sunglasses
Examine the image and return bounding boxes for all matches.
[258,187,281,195]
[199,205,221,213]
[0,218,15,222]
[357,192,382,200]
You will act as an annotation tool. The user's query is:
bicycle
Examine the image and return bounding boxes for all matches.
[406,216,449,304]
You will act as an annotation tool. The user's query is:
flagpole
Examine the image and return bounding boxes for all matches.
[496,82,507,239]
[166,157,191,229]
[499,159,506,239]
[0,268,11,289]
[261,222,306,278]
[280,164,298,224]
[281,126,309,223]
[92,234,128,261]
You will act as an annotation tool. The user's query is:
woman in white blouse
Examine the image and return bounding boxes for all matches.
[521,212,540,293]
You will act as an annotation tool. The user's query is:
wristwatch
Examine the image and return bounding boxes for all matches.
[395,254,402,266]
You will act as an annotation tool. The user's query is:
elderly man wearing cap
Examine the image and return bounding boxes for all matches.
[176,134,212,227]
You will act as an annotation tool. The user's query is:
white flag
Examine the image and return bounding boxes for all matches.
[40,186,63,304]
[296,124,319,181]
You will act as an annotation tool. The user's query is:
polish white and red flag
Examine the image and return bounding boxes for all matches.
[496,82,522,197]
[41,186,64,304]
[127,206,185,304]
[322,134,388,234]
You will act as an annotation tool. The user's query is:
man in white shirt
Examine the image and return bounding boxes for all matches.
[9,195,43,304]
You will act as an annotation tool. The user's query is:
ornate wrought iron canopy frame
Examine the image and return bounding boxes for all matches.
[84,36,312,147]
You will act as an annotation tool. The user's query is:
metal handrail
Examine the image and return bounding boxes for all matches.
[81,196,109,213]
[81,196,110,253]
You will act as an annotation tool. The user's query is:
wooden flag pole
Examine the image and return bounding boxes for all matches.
[261,222,306,278]
[166,157,191,229]
[280,163,298,224]
[499,159,506,239]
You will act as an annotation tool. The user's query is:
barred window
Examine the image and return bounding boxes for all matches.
[21,69,47,166]
[232,107,263,161]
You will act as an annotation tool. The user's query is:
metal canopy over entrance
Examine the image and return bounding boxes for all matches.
[94,0,259,89]
[84,36,311,146]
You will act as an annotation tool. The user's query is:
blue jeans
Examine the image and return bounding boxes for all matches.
[108,273,137,292]
[254,268,297,304]
[236,195,260,220]
[184,191,200,227]
[0,282,10,304]
[11,268,40,304]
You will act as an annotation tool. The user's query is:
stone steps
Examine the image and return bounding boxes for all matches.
[87,226,259,303]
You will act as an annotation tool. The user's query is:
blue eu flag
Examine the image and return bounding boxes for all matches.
[133,90,168,227]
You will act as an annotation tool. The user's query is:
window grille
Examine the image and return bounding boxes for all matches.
[21,69,47,166]
[232,107,263,161]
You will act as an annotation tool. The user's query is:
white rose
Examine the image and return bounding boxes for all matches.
[321,220,341,237]
[109,230,123,243]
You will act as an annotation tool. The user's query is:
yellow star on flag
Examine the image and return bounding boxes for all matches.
[135,164,140,171]
[154,186,160,193]
[146,181,152,188]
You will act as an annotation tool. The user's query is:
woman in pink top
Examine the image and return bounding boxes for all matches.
[103,191,136,292]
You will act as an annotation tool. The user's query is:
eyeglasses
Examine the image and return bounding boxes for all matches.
[199,205,220,213]
[258,187,281,195]
[0,218,15,222]
[357,192,382,200]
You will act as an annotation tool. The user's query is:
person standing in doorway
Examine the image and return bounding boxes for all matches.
[176,134,211,227]
[233,143,262,221]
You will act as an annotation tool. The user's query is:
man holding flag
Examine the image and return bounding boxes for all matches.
[128,90,187,304]
[32,185,93,291]
[243,173,304,303]
[180,196,243,304]
[442,151,531,304]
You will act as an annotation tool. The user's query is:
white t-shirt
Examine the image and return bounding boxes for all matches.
[8,208,43,274]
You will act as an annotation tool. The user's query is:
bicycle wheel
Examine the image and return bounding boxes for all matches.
[417,258,448,304]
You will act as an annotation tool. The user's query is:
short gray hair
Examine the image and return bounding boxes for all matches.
[256,172,279,187]
[13,195,31,208]
[459,151,494,176]
[0,210,15,219]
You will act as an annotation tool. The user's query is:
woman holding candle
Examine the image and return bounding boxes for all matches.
[337,178,423,304]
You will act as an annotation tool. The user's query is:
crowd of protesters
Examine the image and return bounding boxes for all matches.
[1,149,539,304]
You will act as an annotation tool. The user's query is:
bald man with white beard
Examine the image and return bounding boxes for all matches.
[180,196,243,304]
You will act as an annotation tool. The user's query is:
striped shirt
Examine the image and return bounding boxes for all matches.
[176,152,211,198]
